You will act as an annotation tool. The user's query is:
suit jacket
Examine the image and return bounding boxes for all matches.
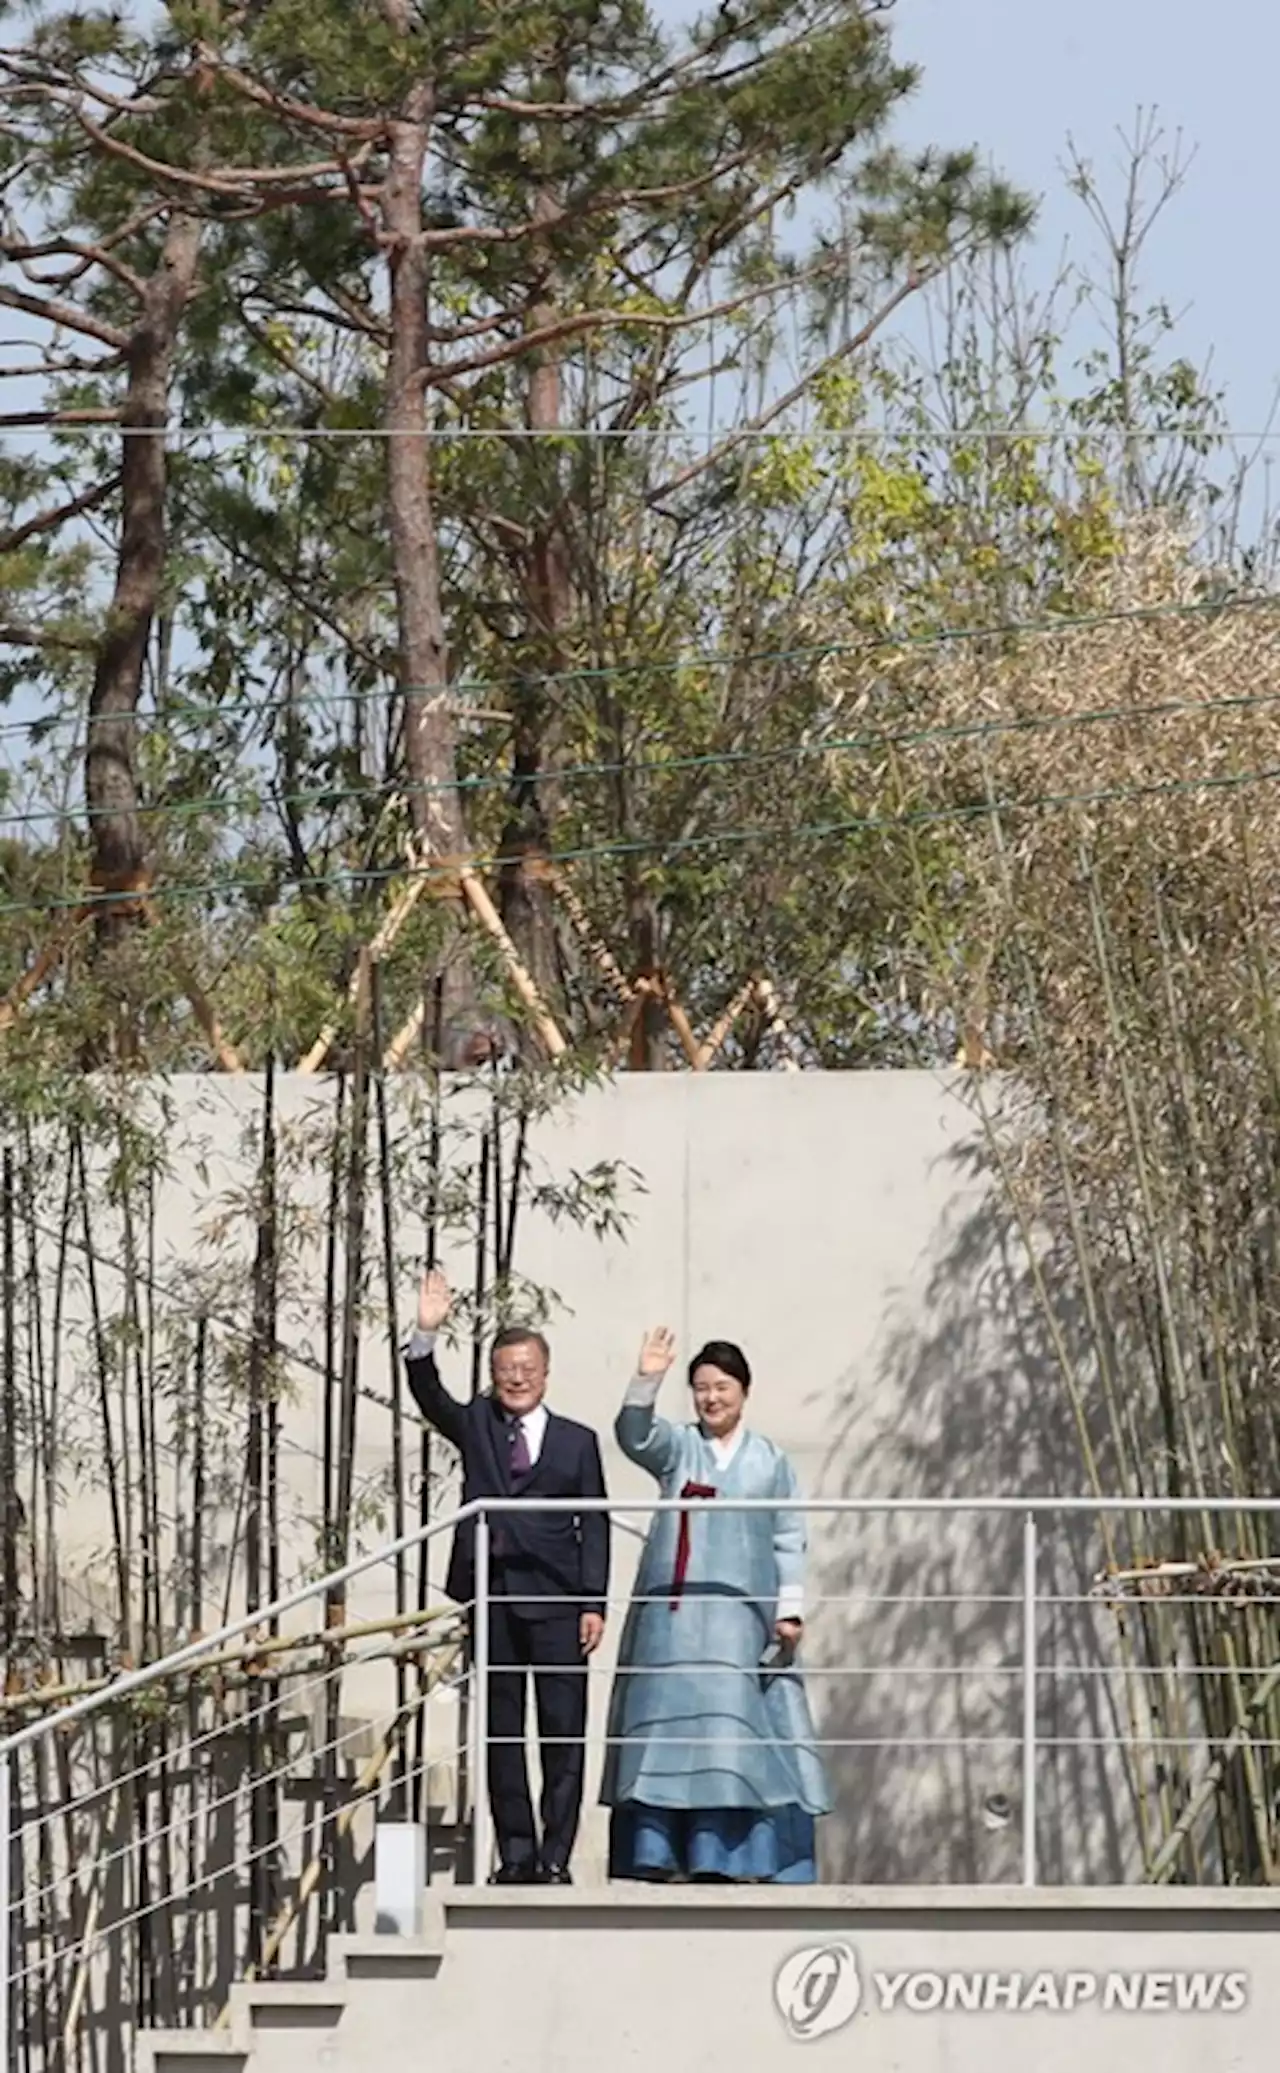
[405,1348,610,1621]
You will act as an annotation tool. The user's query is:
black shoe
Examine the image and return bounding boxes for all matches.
[489,1862,538,1885]
[539,1865,572,1885]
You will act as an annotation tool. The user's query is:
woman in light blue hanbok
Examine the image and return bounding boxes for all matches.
[600,1327,831,1882]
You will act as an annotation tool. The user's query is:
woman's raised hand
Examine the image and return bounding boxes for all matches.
[637,1326,676,1377]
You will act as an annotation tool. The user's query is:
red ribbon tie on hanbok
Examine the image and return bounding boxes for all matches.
[670,1481,717,1609]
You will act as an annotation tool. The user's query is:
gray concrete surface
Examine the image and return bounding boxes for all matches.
[139,1887,1280,2073]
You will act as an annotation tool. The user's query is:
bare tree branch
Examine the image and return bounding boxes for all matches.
[71,106,364,200]
[1,232,148,299]
[0,352,124,378]
[427,256,849,386]
[0,620,94,652]
[0,473,122,555]
[0,284,129,350]
[195,49,388,140]
[0,405,121,427]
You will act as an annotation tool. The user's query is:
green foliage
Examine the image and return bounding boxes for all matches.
[0,5,1239,1077]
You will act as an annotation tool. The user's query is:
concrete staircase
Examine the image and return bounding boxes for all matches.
[137,1885,1280,2073]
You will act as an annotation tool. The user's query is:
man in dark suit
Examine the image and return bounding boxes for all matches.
[404,1268,609,1885]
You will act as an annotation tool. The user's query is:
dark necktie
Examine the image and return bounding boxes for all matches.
[509,1417,531,1476]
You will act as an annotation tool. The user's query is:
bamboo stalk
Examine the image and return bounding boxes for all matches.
[1147,1655,1280,1882]
[371,958,410,1801]
[0,1607,459,1720]
[245,1051,279,1967]
[331,955,371,1590]
[412,977,443,1826]
[17,1126,47,1640]
[2,1146,16,1654]
[73,1131,129,1653]
[324,961,371,1941]
[42,1139,76,1639]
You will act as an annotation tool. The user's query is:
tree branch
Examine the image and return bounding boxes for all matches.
[0,472,122,555]
[0,60,163,122]
[0,284,128,350]
[1,232,148,299]
[253,291,389,344]
[195,51,387,140]
[648,265,940,503]
[428,256,849,386]
[0,620,94,651]
[72,106,366,200]
[0,405,120,428]
[0,352,124,378]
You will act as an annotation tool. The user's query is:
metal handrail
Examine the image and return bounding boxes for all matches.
[5,1489,1280,2073]
[4,1491,1278,1761]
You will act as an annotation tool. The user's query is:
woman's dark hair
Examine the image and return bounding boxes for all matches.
[687,1340,752,1392]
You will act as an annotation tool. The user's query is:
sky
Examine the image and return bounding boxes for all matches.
[889,0,1280,440]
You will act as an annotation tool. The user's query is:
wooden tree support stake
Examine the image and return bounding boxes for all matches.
[170,952,245,1072]
[0,895,245,1071]
[608,988,647,1067]
[458,865,568,1059]
[547,867,634,1003]
[694,978,758,1070]
[661,977,704,1069]
[383,994,427,1072]
[753,976,802,1072]
[297,848,434,1073]
[0,909,90,1034]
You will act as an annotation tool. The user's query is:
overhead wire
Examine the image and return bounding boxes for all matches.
[7,424,1280,441]
[7,668,1280,841]
[2,585,1278,749]
[0,589,1276,918]
[2,757,1278,923]
[9,585,1280,750]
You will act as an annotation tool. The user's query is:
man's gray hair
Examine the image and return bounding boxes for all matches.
[490,1324,551,1363]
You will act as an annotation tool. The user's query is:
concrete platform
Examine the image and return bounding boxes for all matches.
[138,1884,1280,2072]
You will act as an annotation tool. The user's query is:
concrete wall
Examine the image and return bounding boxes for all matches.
[38,1072,1135,1887]
[141,1888,1280,2073]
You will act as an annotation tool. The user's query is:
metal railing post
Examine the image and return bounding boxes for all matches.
[0,1746,11,2073]
[472,1509,491,1885]
[1021,1509,1038,1887]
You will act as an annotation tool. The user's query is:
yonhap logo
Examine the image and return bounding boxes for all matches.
[771,1946,1249,2038]
[773,1943,862,2040]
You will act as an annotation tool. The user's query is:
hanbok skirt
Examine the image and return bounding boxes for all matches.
[609,1801,817,1883]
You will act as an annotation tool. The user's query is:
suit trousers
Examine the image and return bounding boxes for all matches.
[478,1593,587,1874]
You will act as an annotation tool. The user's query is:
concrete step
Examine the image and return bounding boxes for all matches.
[137,2033,247,2073]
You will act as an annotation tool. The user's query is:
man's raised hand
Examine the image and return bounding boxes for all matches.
[418,1267,452,1334]
[637,1326,676,1378]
